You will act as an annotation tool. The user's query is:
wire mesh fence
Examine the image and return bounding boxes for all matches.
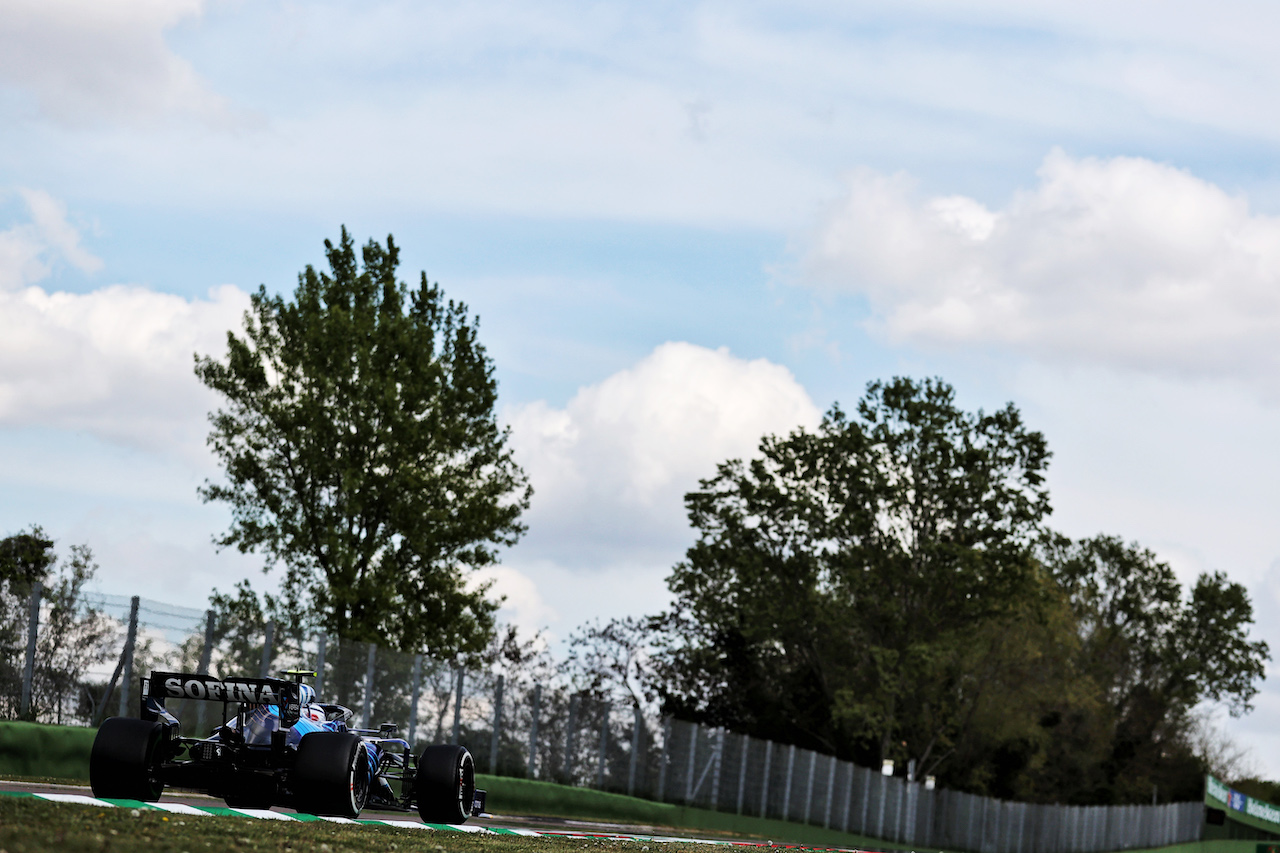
[1,584,1206,852]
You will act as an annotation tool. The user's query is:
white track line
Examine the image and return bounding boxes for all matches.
[230,808,299,820]
[35,793,114,807]
[375,819,434,830]
[144,802,211,816]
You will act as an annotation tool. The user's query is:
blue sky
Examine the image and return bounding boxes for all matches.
[3,0,1280,776]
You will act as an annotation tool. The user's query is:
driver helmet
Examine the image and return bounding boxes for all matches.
[298,683,316,706]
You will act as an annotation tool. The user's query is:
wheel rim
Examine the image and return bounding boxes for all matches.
[350,744,369,814]
[456,752,474,819]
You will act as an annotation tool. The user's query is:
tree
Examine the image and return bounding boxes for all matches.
[564,617,658,712]
[195,229,531,656]
[1032,535,1269,803]
[651,376,1271,804]
[656,377,1054,784]
[0,528,114,722]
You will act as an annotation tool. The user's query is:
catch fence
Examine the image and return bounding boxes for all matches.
[656,719,1204,853]
[3,586,1206,853]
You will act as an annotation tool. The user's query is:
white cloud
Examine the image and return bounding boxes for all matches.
[0,0,229,125]
[473,564,559,638]
[506,342,822,568]
[0,190,250,455]
[0,188,101,289]
[806,151,1280,388]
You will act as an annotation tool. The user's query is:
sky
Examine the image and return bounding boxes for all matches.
[2,0,1280,774]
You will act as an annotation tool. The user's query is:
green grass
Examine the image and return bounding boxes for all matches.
[473,774,922,849]
[1,722,1241,853]
[0,720,96,780]
[0,723,912,849]
[0,796,680,853]
[0,795,1271,853]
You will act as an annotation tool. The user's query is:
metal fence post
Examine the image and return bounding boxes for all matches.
[491,674,505,774]
[527,684,542,779]
[362,644,377,729]
[408,654,423,745]
[760,739,773,818]
[841,761,854,832]
[865,758,875,824]
[656,718,670,802]
[118,595,140,718]
[737,734,750,815]
[804,749,816,824]
[19,581,42,720]
[628,705,643,796]
[314,633,328,698]
[564,693,580,780]
[259,620,275,678]
[905,782,917,846]
[191,609,215,732]
[710,727,725,810]
[876,767,889,840]
[782,743,796,821]
[894,777,906,842]
[451,666,464,744]
[824,753,837,828]
[685,723,699,804]
[597,700,610,788]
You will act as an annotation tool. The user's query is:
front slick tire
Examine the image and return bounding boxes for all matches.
[90,717,165,801]
[293,732,369,818]
[416,744,474,824]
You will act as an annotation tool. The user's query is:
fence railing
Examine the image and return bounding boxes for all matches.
[2,585,1206,853]
[653,719,1204,853]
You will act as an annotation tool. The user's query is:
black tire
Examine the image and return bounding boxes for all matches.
[415,744,474,825]
[292,732,369,818]
[90,717,164,801]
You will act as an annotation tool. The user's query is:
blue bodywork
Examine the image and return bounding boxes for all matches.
[221,704,408,803]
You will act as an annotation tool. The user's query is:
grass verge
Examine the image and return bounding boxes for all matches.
[473,775,918,850]
[0,795,676,853]
[0,723,1233,853]
[1,723,909,849]
[0,720,96,780]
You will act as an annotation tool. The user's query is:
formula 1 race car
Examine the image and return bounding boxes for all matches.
[89,670,482,822]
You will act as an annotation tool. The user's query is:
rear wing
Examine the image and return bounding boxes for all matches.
[144,671,303,727]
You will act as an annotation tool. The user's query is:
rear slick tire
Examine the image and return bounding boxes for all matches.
[292,732,369,818]
[415,744,474,825]
[90,717,164,801]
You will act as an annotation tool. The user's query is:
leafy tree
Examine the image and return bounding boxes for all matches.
[195,230,531,656]
[0,529,54,713]
[651,377,1270,804]
[656,377,1054,782]
[30,544,116,723]
[1030,535,1269,803]
[0,528,114,722]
